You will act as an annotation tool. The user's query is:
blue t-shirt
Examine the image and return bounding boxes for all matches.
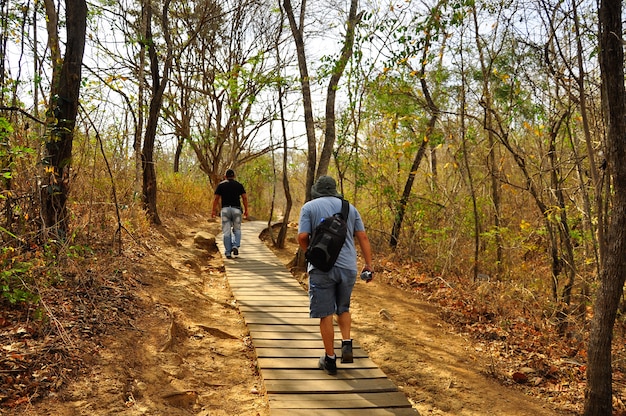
[298,196,365,272]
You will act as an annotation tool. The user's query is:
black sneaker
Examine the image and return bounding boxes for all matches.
[232,247,239,256]
[341,340,353,363]
[226,254,232,259]
[318,355,337,375]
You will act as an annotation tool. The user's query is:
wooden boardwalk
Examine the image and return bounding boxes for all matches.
[219,221,419,415]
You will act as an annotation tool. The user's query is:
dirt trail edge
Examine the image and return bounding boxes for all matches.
[12,216,572,416]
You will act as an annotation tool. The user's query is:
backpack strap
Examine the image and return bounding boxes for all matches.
[339,198,349,220]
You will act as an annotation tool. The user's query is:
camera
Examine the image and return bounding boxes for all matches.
[360,270,373,281]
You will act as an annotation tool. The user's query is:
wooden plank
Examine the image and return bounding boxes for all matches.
[243,312,311,319]
[249,331,323,341]
[269,392,413,408]
[238,305,309,313]
[261,368,387,380]
[218,222,419,415]
[248,328,340,336]
[227,270,295,276]
[270,408,419,416]
[257,357,379,369]
[227,276,297,283]
[230,284,301,290]
[236,300,308,307]
[235,294,306,299]
[244,317,314,326]
[231,287,302,292]
[227,273,297,279]
[264,378,399,394]
[247,324,320,332]
[255,347,368,359]
[232,291,306,299]
[232,288,302,295]
[226,268,292,273]
[252,339,341,349]
[228,278,307,288]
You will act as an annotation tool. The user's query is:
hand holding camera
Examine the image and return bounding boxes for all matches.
[360,270,373,282]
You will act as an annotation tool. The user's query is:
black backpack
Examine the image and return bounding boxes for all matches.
[305,198,349,272]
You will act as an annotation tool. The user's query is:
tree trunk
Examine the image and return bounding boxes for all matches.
[135,0,148,199]
[458,39,481,281]
[316,0,361,179]
[573,0,603,272]
[390,132,428,248]
[389,75,439,248]
[584,0,626,412]
[142,0,173,225]
[283,0,316,201]
[173,137,183,173]
[41,0,87,240]
[274,10,292,249]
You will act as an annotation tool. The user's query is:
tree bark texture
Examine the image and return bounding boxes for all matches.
[142,0,173,225]
[283,0,316,202]
[41,0,87,239]
[316,0,361,179]
[389,77,439,248]
[389,133,429,248]
[584,0,626,412]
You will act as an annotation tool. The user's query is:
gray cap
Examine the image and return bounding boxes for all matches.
[311,175,342,198]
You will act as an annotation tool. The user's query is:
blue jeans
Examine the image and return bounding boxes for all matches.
[221,207,242,255]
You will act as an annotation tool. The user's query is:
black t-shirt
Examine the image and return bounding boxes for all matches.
[215,179,246,208]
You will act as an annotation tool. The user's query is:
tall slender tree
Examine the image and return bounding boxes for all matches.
[284,0,362,200]
[41,0,87,239]
[283,0,317,201]
[584,0,626,411]
[316,0,363,180]
[141,0,173,225]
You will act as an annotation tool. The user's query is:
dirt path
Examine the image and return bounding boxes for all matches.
[12,216,574,415]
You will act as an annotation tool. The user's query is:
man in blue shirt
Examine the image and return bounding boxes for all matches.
[298,176,373,375]
[212,169,249,259]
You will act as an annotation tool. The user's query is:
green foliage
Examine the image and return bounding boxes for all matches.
[0,117,13,139]
[0,256,39,305]
[366,75,421,121]
[0,117,36,201]
[67,244,95,259]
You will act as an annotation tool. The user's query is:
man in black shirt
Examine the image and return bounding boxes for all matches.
[212,169,249,258]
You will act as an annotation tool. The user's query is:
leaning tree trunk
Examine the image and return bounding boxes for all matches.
[584,0,626,412]
[41,0,87,240]
[389,76,439,248]
[389,132,429,248]
[283,0,316,202]
[316,0,362,179]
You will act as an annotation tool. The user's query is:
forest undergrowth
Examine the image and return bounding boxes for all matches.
[377,252,626,414]
[0,208,625,414]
